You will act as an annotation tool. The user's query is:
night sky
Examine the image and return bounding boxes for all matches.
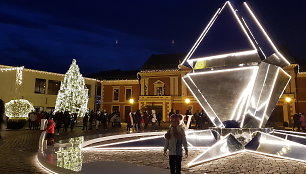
[0,0,305,75]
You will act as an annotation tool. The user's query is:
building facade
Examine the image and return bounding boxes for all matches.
[1,55,305,127]
[0,65,99,113]
[99,54,305,127]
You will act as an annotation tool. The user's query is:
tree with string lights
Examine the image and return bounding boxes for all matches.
[54,59,88,117]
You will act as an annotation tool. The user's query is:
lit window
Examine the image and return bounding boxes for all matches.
[156,87,163,96]
[48,80,61,95]
[154,80,165,96]
[113,88,119,101]
[125,88,132,100]
[35,78,46,94]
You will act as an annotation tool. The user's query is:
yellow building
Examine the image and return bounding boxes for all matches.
[138,54,306,126]
[0,65,100,112]
[137,54,202,122]
[1,54,305,127]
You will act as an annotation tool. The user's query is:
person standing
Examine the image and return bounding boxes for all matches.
[29,112,37,130]
[293,113,301,131]
[88,111,94,130]
[70,114,76,131]
[126,111,134,132]
[143,110,149,129]
[135,110,141,131]
[45,119,56,145]
[168,108,175,122]
[300,113,306,132]
[164,114,188,174]
[82,113,89,131]
[157,112,162,127]
[95,110,101,130]
[151,110,157,130]
[101,109,108,130]
[194,110,200,129]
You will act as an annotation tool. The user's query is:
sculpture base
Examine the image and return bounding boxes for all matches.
[188,128,306,167]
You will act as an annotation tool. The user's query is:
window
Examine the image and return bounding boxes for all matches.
[154,80,164,96]
[35,78,46,94]
[48,80,61,95]
[86,84,91,97]
[125,88,132,100]
[156,87,163,96]
[113,88,119,101]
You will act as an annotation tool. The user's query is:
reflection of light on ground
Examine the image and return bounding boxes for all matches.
[34,154,58,174]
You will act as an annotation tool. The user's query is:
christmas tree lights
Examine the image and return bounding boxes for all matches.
[5,99,34,119]
[54,59,88,117]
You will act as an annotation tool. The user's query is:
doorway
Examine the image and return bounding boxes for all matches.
[124,106,132,122]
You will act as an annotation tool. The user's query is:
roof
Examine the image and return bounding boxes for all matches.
[88,69,138,80]
[141,53,186,71]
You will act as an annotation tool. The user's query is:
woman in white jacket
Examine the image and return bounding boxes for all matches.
[163,114,188,174]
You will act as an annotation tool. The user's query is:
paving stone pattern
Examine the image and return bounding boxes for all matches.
[1,124,306,174]
[83,149,306,174]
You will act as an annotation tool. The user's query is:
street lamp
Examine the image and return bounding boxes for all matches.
[129,98,134,104]
[185,98,190,104]
[285,96,292,126]
[285,97,292,103]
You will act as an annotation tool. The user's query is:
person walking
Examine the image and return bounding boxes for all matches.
[164,114,188,174]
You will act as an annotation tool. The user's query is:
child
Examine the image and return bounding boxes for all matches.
[164,114,188,174]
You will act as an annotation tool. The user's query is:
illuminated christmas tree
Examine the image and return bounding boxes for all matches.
[54,59,88,117]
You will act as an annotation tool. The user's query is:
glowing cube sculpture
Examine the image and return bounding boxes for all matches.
[72,1,306,171]
[179,1,306,166]
[180,1,291,128]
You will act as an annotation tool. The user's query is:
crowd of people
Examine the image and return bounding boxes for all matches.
[126,109,163,132]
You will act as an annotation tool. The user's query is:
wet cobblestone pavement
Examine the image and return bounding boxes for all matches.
[1,124,306,174]
[83,150,306,174]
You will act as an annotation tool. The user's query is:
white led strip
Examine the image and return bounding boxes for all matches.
[243,2,290,66]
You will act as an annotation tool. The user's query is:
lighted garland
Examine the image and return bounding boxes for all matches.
[5,99,34,119]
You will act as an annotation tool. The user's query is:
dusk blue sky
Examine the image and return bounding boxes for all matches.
[0,0,305,75]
